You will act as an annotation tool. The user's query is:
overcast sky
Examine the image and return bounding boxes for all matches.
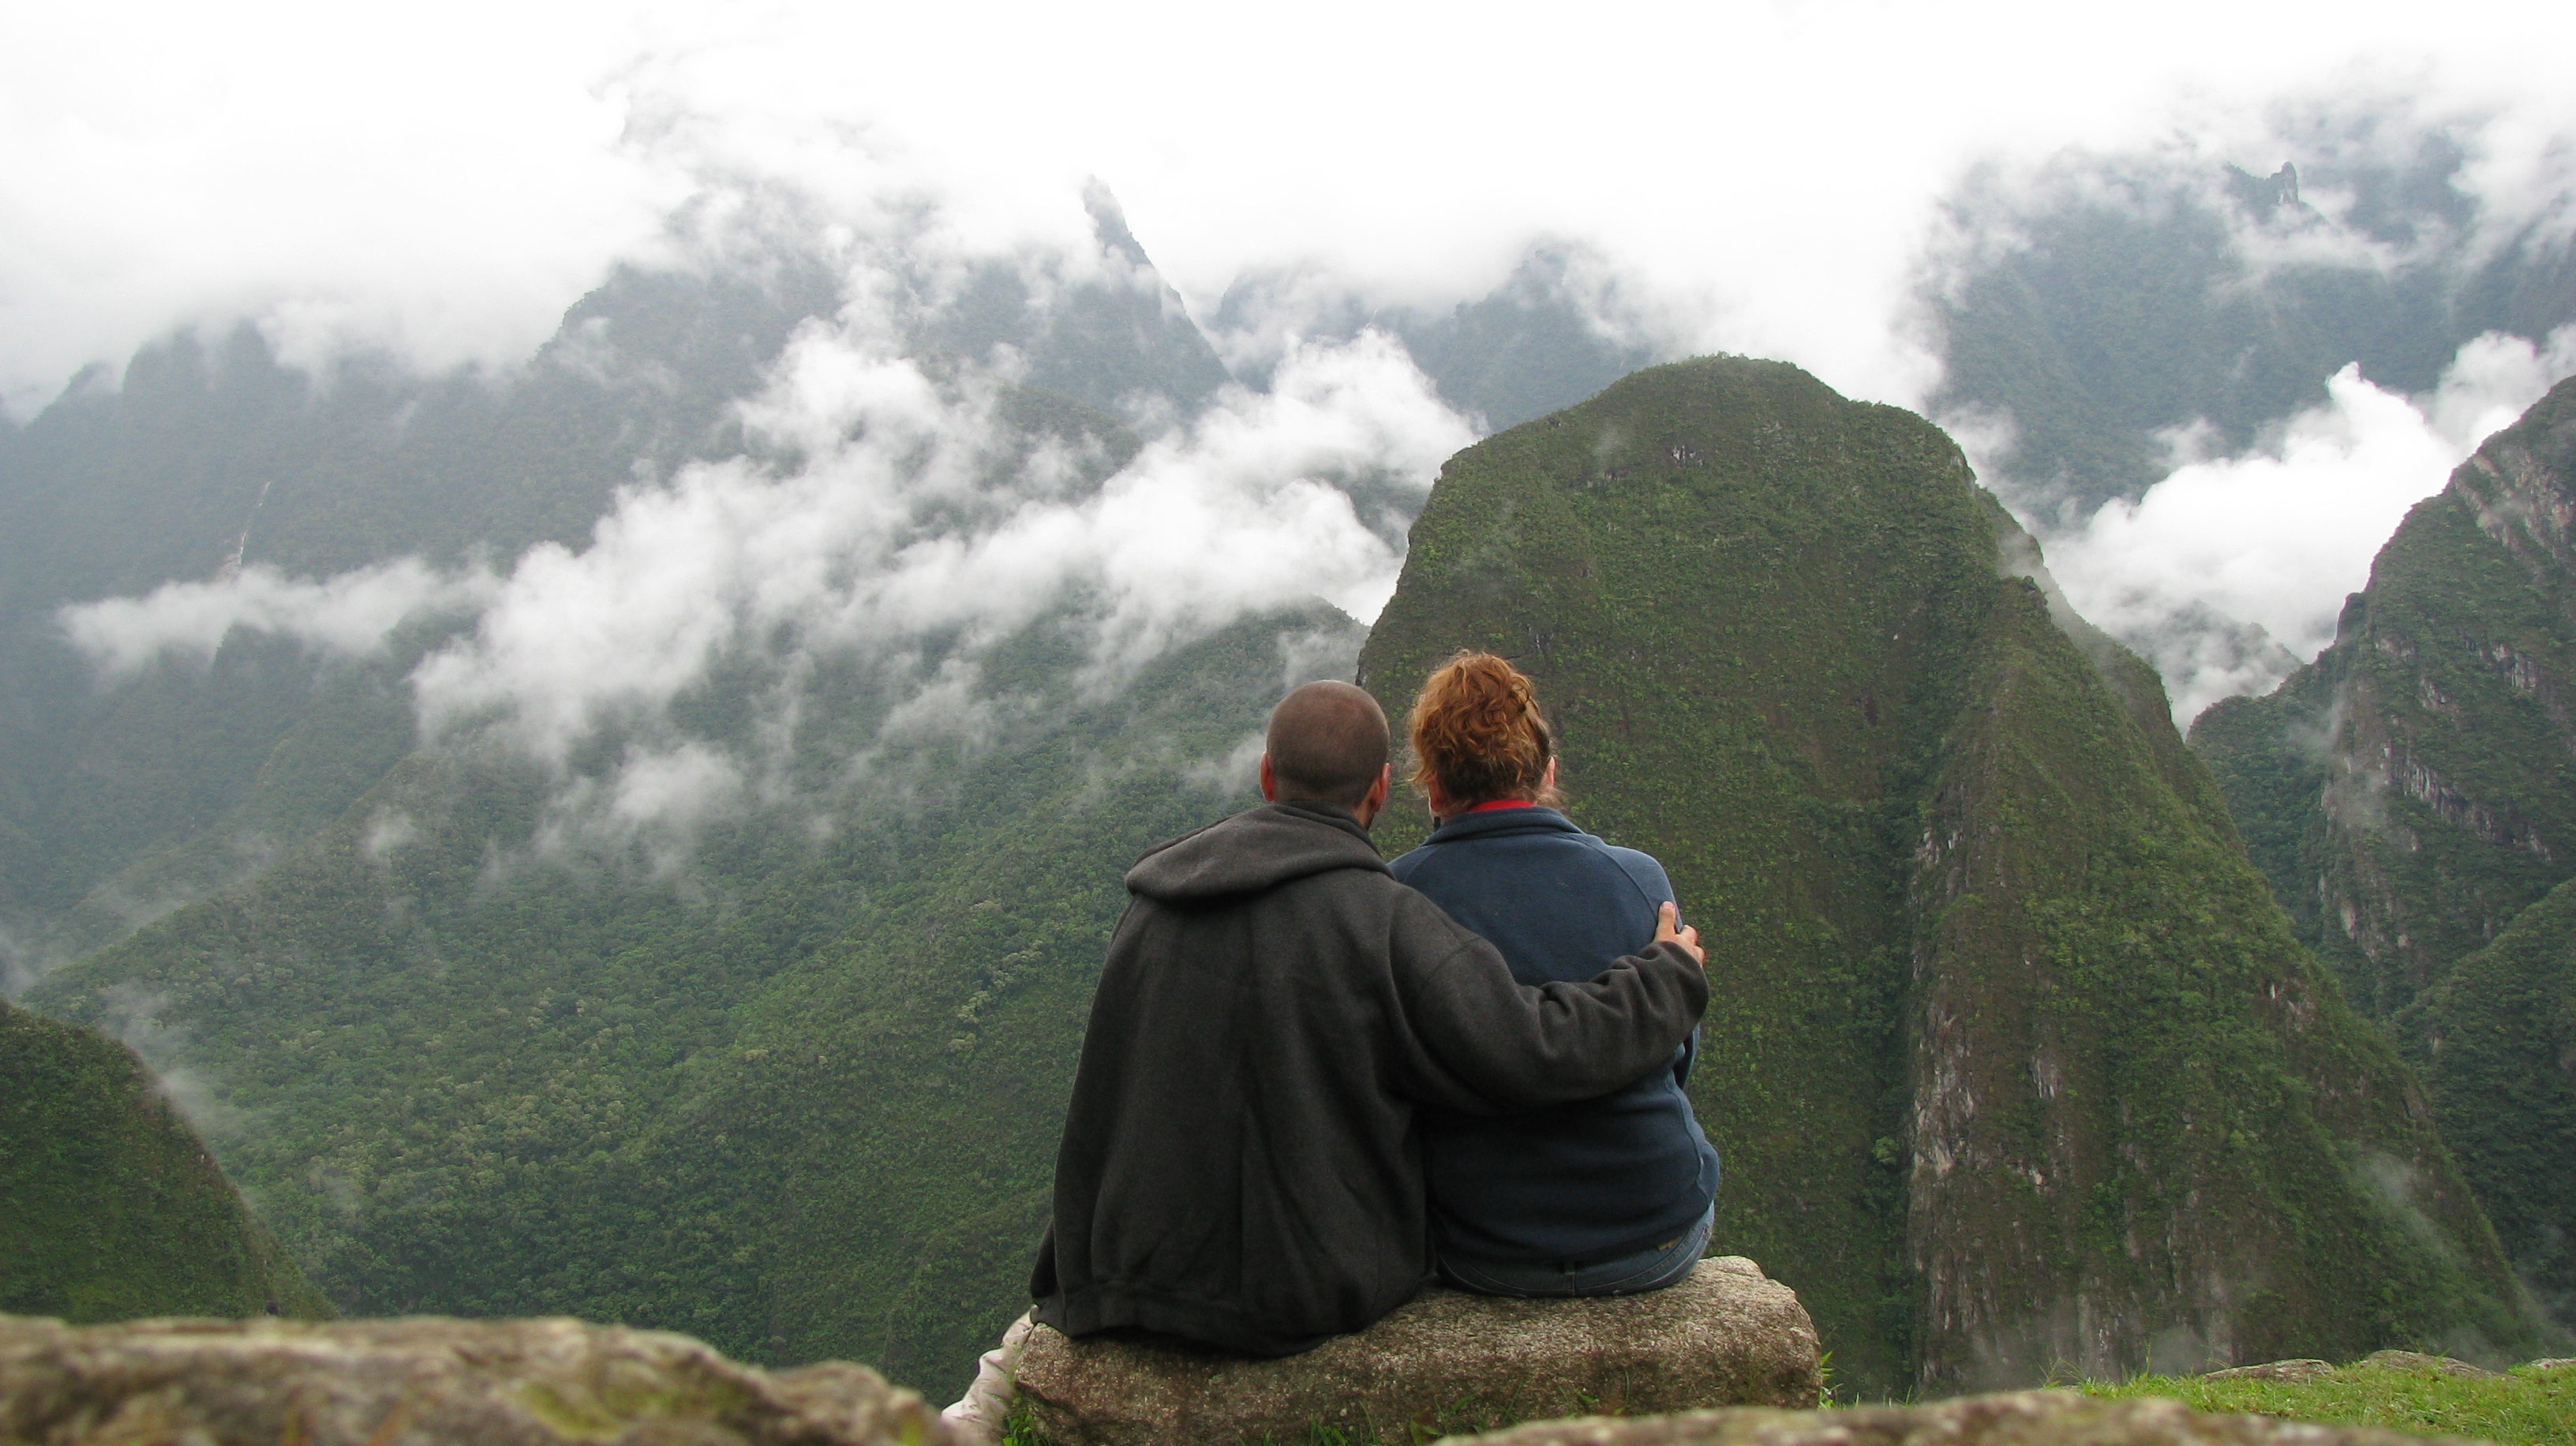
[8,0,2574,415]
[17,0,2576,741]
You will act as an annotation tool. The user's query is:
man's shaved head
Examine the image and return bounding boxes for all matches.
[1266,681,1390,809]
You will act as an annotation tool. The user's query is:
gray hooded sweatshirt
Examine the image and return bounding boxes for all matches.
[1029,800,1709,1356]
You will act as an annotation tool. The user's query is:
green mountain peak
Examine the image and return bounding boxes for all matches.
[1361,354,2540,1391]
[1,997,331,1322]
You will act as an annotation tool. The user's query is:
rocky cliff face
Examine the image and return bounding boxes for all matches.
[0,999,329,1322]
[2195,378,2576,1019]
[1358,357,2537,1392]
[2192,376,2576,1324]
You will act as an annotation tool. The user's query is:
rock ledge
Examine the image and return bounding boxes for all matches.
[0,1312,948,1446]
[1017,1257,1818,1446]
[1447,1390,2477,1445]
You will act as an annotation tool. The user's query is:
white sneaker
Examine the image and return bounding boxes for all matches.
[940,1311,1036,1445]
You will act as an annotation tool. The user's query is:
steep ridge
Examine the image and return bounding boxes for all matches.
[1357,357,2537,1392]
[2193,376,2576,1017]
[2190,378,2576,1319]
[0,997,330,1321]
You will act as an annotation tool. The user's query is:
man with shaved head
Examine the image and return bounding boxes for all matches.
[1260,679,1395,815]
[992,678,1706,1387]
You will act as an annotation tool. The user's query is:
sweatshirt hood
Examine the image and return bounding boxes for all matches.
[1127,802,1388,903]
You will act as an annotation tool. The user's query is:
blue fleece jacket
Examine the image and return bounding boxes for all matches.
[1390,805,1720,1265]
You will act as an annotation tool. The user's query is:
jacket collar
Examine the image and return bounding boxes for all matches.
[1423,804,1584,845]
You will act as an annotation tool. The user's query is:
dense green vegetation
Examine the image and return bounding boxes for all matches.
[27,350,2538,1400]
[2190,377,2576,1325]
[27,598,1348,1395]
[11,208,2569,1408]
[1358,357,2537,1394]
[2405,878,2576,1325]
[0,213,1649,1391]
[2080,1357,2576,1444]
[0,998,331,1321]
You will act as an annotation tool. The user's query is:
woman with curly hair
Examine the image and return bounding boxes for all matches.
[1391,650,1720,1297]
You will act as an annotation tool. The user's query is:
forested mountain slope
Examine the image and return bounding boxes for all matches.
[0,210,1638,994]
[2193,376,2576,1013]
[0,183,1652,1381]
[0,264,842,978]
[26,600,1354,1395]
[0,201,1229,985]
[1358,356,2539,1392]
[0,998,331,1322]
[2192,373,2576,1323]
[2404,875,2576,1324]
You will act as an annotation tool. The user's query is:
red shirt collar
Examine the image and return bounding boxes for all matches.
[1466,799,1542,813]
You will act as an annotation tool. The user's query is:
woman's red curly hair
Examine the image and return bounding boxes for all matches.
[1406,651,1560,808]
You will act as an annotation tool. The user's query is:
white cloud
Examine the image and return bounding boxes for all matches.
[21,0,2576,817]
[1181,732,1267,795]
[410,324,1466,781]
[71,320,1462,855]
[0,3,674,410]
[9,1,2576,416]
[58,558,494,677]
[2035,328,2576,721]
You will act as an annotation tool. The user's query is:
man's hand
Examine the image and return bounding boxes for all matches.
[1654,901,1704,966]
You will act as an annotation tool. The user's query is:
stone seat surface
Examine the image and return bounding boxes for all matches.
[1015,1256,1820,1446]
[0,1312,949,1446]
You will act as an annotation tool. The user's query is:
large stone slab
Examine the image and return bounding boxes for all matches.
[1017,1256,1819,1446]
[0,1313,949,1446]
[1446,1390,2478,1446]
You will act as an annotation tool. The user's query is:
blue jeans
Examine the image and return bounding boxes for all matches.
[1437,1204,1717,1298]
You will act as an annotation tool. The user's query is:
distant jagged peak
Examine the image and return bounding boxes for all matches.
[2225,160,2306,218]
[1079,178,1154,272]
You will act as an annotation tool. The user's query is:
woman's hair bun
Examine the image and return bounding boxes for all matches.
[1407,650,1558,808]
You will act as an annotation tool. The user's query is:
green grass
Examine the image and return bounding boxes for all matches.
[998,1359,2576,1446]
[2078,1358,2576,1444]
